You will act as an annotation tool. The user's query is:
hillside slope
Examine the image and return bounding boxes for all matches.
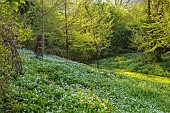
[1,49,170,113]
[91,53,170,77]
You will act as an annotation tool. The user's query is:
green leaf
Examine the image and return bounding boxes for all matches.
[9,2,19,11]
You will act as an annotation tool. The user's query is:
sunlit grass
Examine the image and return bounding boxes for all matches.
[92,53,170,77]
[114,69,170,84]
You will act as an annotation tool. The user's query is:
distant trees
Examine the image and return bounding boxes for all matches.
[82,0,113,67]
[12,0,169,64]
[59,0,113,67]
[109,5,132,52]
[113,0,132,6]
[61,0,80,59]
[24,0,114,64]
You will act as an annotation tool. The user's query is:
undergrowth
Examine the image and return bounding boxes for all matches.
[0,49,170,112]
[92,53,170,77]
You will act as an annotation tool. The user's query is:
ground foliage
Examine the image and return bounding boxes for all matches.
[0,49,170,112]
[91,52,170,77]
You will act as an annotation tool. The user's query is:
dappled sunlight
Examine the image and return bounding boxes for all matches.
[114,69,170,84]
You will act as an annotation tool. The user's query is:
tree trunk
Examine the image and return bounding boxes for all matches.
[96,46,99,69]
[154,49,162,62]
[150,49,162,62]
[154,52,162,62]
[148,0,151,19]
[42,0,44,57]
[35,35,43,58]
[65,0,69,59]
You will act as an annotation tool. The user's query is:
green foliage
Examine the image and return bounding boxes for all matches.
[131,15,170,52]
[0,76,20,112]
[24,0,114,62]
[1,49,170,112]
[130,0,170,62]
[1,0,170,111]
[1,49,114,112]
[59,0,113,61]
[92,52,170,77]
[0,45,13,75]
[2,0,26,11]
[0,3,31,75]
[109,5,132,50]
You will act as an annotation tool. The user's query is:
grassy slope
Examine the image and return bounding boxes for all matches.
[1,50,170,112]
[93,53,170,77]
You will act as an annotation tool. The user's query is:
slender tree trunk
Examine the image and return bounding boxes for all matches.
[154,52,162,62]
[96,46,99,69]
[155,47,162,62]
[120,0,123,4]
[150,50,162,62]
[65,0,69,59]
[148,0,151,19]
[114,0,117,5]
[42,0,44,57]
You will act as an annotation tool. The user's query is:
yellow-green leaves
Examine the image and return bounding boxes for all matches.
[6,0,25,11]
[0,2,32,75]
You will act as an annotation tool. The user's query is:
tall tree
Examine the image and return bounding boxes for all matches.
[41,0,44,57]
[148,0,151,18]
[83,0,113,67]
[64,0,69,58]
[57,0,83,59]
[130,0,170,62]
[0,1,31,75]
